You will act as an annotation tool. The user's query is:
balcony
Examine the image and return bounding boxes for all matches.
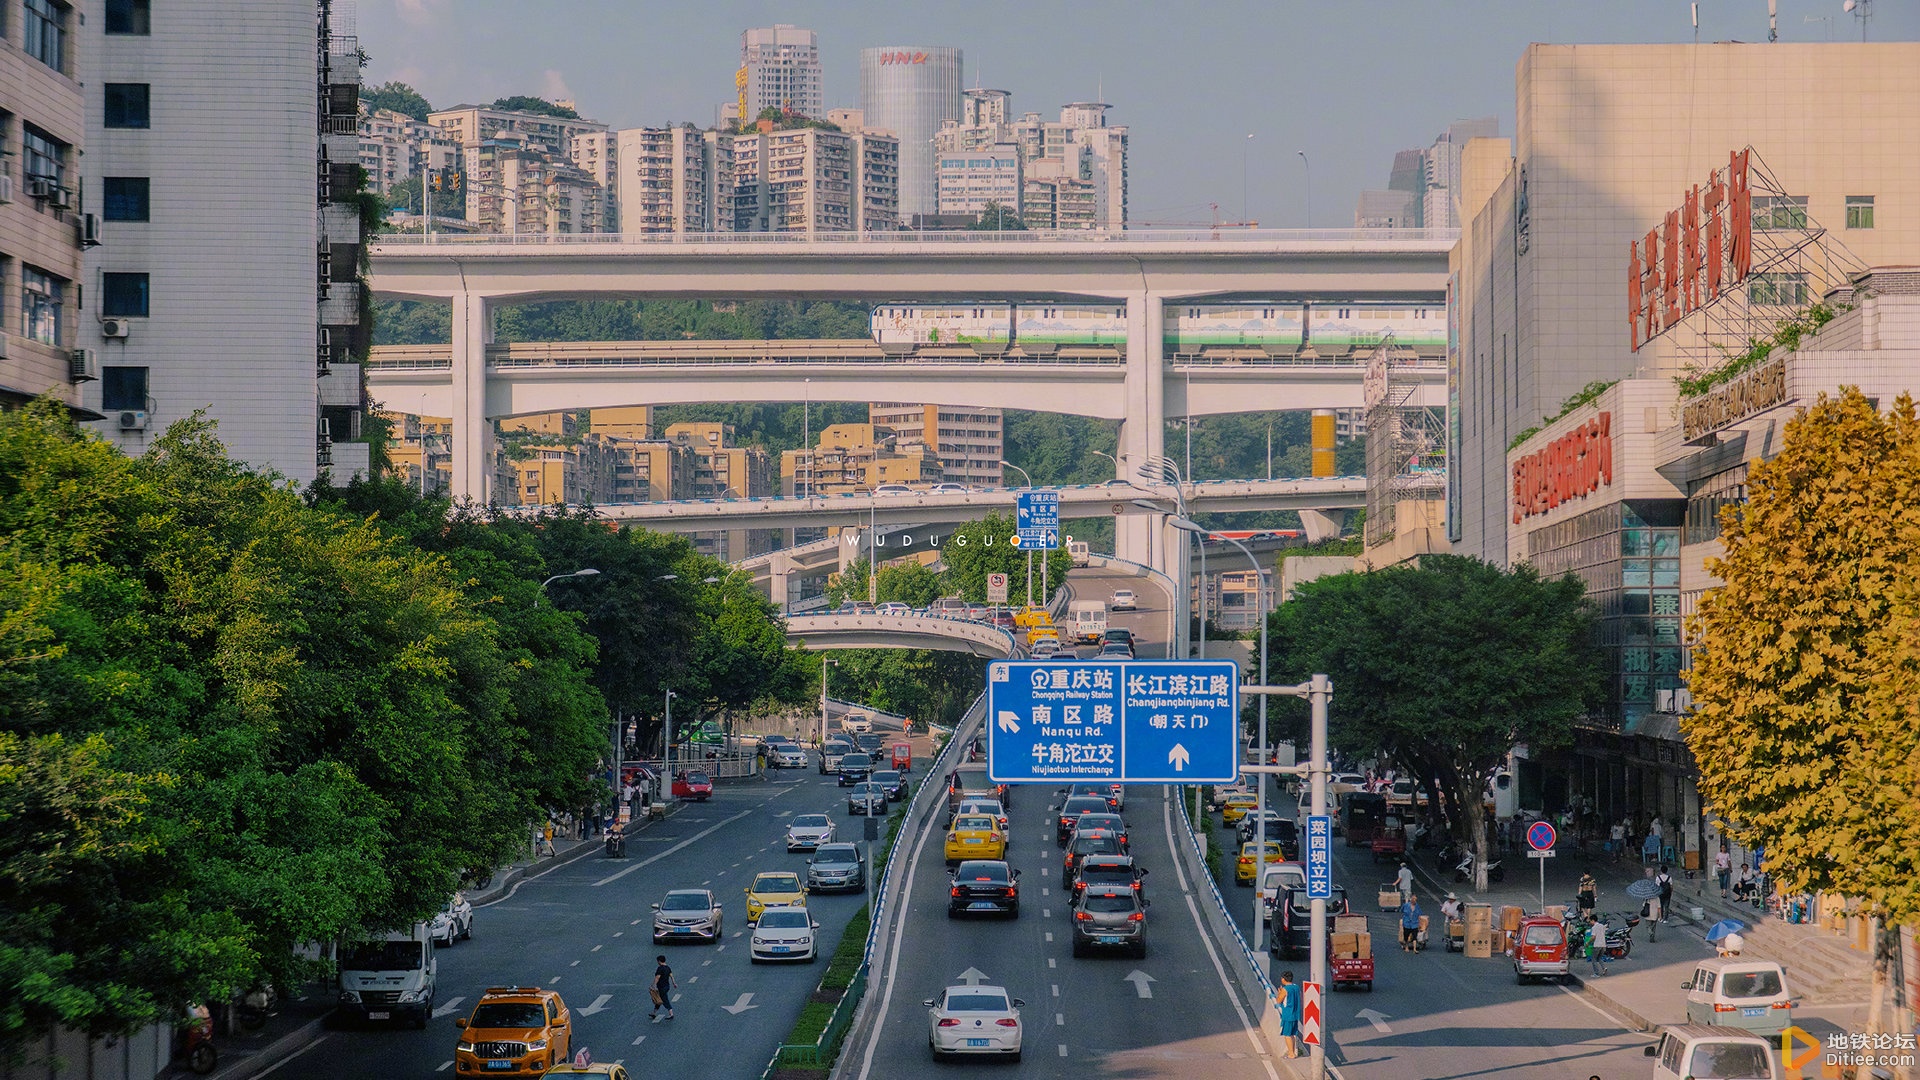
[318,283,361,328]
[319,364,363,406]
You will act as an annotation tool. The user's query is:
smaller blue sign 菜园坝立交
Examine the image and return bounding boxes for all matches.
[1305,815,1333,899]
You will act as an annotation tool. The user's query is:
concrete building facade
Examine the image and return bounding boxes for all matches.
[933,91,1128,230]
[858,46,962,221]
[867,402,1003,488]
[358,107,459,199]
[1,0,89,414]
[78,0,367,486]
[739,25,823,121]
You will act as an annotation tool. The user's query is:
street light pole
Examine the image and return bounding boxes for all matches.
[820,657,837,749]
[1298,150,1312,230]
[534,568,601,608]
[1242,133,1254,226]
[1173,519,1269,947]
[662,689,677,803]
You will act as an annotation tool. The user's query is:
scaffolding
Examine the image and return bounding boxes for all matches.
[1362,330,1446,548]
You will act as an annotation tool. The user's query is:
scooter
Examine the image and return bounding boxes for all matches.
[1434,842,1462,873]
[1454,851,1506,883]
[1574,912,1640,960]
[175,1012,217,1074]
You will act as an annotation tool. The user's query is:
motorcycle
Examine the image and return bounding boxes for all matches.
[175,1009,217,1075]
[1434,842,1462,873]
[1454,851,1506,883]
[1572,911,1640,960]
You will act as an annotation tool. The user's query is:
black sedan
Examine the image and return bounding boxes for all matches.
[947,860,1020,918]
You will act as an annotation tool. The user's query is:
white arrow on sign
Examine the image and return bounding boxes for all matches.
[578,994,613,1016]
[431,996,466,1019]
[1168,744,1191,772]
[997,711,1022,734]
[721,993,759,1015]
[957,967,989,986]
[1355,1008,1393,1033]
[1123,971,1155,999]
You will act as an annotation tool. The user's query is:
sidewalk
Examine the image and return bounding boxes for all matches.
[176,809,681,1079]
[1404,836,1870,1041]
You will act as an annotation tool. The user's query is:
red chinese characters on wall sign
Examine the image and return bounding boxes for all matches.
[1628,149,1754,351]
[878,51,929,65]
[1512,412,1614,524]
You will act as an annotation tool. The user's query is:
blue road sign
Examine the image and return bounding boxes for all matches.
[1011,528,1059,550]
[1527,820,1557,852]
[1016,491,1060,531]
[1305,815,1333,899]
[985,660,1238,784]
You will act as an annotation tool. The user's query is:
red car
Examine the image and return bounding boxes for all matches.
[671,770,713,801]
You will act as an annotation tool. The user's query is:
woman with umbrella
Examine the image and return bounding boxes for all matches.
[1707,918,1747,957]
[1626,870,1663,940]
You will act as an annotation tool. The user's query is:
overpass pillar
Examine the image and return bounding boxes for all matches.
[768,552,794,609]
[449,293,493,504]
[1115,292,1166,567]
[1300,509,1349,543]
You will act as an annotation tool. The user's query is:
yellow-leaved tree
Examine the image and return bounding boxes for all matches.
[1684,388,1920,1033]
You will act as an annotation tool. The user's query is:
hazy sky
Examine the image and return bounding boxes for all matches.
[360,0,1918,228]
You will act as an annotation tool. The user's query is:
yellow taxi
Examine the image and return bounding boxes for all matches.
[541,1065,630,1080]
[1221,794,1260,823]
[1235,840,1287,884]
[454,986,571,1076]
[743,871,807,924]
[944,812,1007,864]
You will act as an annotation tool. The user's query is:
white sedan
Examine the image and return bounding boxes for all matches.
[429,893,472,946]
[786,814,836,852]
[769,744,808,769]
[925,984,1024,1062]
[1110,589,1137,611]
[749,908,820,963]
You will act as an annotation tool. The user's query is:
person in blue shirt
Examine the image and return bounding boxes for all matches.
[1276,970,1301,1058]
[1400,894,1423,952]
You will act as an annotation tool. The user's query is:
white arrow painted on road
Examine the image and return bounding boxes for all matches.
[774,810,792,818]
[578,994,613,1016]
[997,711,1022,734]
[1123,971,1155,999]
[1355,1008,1393,1033]
[721,993,759,1015]
[1168,744,1191,772]
[957,967,990,986]
[431,996,465,1019]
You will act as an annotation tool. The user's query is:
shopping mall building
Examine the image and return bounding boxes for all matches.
[1440,42,1920,873]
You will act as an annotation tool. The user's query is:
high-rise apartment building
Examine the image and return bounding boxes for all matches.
[615,127,735,235]
[868,404,1003,488]
[1,0,90,416]
[614,124,896,235]
[739,25,823,121]
[358,108,459,198]
[77,0,368,485]
[859,46,963,221]
[429,104,608,159]
[1353,119,1499,232]
[780,423,944,495]
[462,133,611,235]
[1354,189,1418,229]
[665,421,776,561]
[934,92,1128,229]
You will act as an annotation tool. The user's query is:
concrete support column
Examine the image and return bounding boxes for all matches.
[1114,292,1165,566]
[768,553,795,608]
[1300,509,1349,543]
[449,293,493,504]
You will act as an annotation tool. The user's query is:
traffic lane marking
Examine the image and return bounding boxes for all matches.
[591,808,755,886]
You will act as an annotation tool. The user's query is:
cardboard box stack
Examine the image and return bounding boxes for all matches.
[1464,903,1495,958]
[1332,914,1372,959]
[1501,906,1525,932]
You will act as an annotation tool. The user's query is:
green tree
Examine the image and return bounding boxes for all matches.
[364,81,433,120]
[823,559,946,609]
[1685,390,1920,1025]
[490,95,578,119]
[942,514,1069,606]
[967,202,1027,231]
[670,561,813,730]
[1265,555,1601,887]
[809,648,985,729]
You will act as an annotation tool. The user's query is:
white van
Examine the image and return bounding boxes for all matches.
[1681,958,1796,1034]
[337,923,437,1027]
[1643,1023,1779,1080]
[1069,541,1091,566]
[1067,600,1108,644]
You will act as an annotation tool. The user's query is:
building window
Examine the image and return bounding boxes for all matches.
[100,367,148,412]
[103,177,151,221]
[105,0,151,33]
[25,0,69,72]
[102,273,150,318]
[23,125,68,187]
[105,84,152,129]
[1750,195,1808,231]
[1846,195,1875,230]
[1747,272,1808,307]
[22,267,64,345]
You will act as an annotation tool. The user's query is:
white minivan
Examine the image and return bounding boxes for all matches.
[1643,1023,1778,1080]
[1681,958,1796,1034]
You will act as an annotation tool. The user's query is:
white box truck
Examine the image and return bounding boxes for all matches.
[337,923,437,1027]
[1068,600,1108,644]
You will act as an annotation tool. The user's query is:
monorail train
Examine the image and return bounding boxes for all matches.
[869,303,1445,354]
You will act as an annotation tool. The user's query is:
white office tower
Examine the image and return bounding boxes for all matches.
[740,25,824,120]
[82,0,368,486]
[1420,117,1499,231]
[859,46,963,221]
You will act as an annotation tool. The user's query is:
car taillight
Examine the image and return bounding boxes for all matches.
[1713,1003,1739,1012]
[1128,912,1145,922]
[1075,911,1092,921]
[996,1019,1019,1027]
[937,1018,960,1027]
[1132,881,1142,890]
[1771,1001,1794,1009]
[951,886,962,897]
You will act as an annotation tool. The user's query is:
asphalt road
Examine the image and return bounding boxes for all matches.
[250,766,886,1079]
[1208,807,1657,1079]
[845,567,1286,1080]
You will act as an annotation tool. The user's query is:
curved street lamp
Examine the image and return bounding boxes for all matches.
[534,568,601,608]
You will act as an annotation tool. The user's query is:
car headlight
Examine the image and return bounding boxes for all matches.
[525,1039,548,1052]
[797,936,811,945]
[456,1040,474,1053]
[339,991,361,1004]
[398,990,424,1003]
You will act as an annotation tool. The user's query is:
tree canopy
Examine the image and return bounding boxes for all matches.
[490,95,579,119]
[1265,554,1601,882]
[1685,389,1920,925]
[363,81,432,121]
[967,202,1027,231]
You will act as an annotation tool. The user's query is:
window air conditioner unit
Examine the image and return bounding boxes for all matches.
[27,176,57,200]
[118,410,150,432]
[0,175,13,204]
[102,319,132,339]
[68,348,98,383]
[82,213,101,248]
[48,185,73,210]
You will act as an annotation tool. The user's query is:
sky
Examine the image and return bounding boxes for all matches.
[359,0,1920,229]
